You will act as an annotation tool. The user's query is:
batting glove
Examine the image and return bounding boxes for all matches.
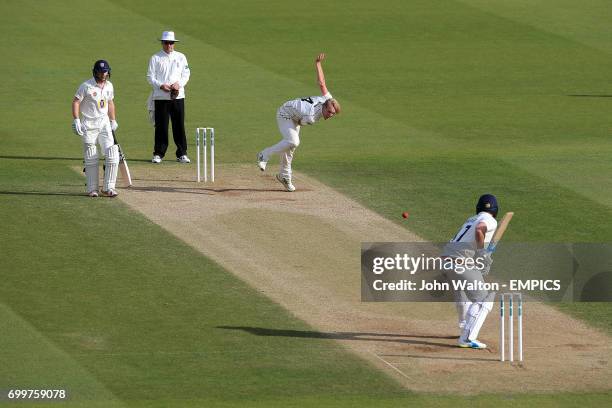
[72,118,84,136]
[475,249,493,276]
[110,120,119,131]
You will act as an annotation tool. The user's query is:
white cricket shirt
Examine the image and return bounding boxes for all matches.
[74,78,114,120]
[442,212,498,258]
[278,93,333,125]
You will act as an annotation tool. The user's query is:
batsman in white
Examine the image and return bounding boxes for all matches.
[442,194,499,349]
[257,53,341,192]
[71,60,120,197]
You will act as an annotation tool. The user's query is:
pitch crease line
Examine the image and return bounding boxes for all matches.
[370,351,411,380]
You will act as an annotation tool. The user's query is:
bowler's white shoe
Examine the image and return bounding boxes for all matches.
[88,191,99,198]
[152,155,162,163]
[276,174,295,192]
[177,155,191,163]
[101,189,118,198]
[257,152,267,171]
[458,338,487,349]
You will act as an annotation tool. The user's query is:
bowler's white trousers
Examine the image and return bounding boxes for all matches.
[260,115,301,179]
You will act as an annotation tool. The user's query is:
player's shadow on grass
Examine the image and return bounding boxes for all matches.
[127,185,290,194]
[0,155,154,163]
[0,190,84,197]
[216,326,457,349]
[126,158,160,163]
[0,155,82,161]
[567,94,612,98]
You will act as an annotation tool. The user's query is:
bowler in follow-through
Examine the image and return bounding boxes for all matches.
[257,53,341,192]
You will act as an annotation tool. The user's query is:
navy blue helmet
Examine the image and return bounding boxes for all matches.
[476,194,498,217]
[92,60,111,78]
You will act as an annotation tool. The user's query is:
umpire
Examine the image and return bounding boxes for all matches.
[147,31,191,164]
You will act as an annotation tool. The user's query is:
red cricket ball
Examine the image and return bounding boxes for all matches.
[402,212,409,219]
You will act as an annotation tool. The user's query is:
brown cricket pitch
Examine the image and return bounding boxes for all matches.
[111,163,611,394]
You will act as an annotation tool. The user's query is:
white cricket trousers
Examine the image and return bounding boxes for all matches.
[81,117,114,151]
[261,116,301,179]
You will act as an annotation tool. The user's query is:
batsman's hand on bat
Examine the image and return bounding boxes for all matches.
[110,120,119,131]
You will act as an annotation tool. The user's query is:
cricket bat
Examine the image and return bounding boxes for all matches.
[487,212,513,253]
[118,145,133,187]
[112,131,133,187]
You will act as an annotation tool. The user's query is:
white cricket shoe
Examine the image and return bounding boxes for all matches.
[276,174,296,192]
[101,189,118,198]
[257,152,267,171]
[88,191,99,198]
[152,155,162,163]
[458,338,487,349]
[177,155,191,163]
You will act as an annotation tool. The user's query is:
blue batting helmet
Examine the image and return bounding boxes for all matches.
[92,60,111,78]
[476,194,498,217]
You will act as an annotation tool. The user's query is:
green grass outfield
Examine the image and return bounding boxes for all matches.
[1,0,611,406]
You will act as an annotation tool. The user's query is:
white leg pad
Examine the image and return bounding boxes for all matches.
[462,300,494,341]
[83,143,99,193]
[456,300,470,329]
[104,144,120,191]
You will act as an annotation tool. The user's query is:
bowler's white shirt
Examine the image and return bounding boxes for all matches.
[147,50,190,100]
[278,92,333,125]
[74,78,114,120]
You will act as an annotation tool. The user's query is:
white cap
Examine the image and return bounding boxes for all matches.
[159,31,179,42]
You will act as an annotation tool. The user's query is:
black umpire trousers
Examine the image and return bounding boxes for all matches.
[154,98,188,158]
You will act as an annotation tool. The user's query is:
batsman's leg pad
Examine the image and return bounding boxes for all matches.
[456,300,470,329]
[103,144,120,191]
[83,143,99,193]
[463,297,495,341]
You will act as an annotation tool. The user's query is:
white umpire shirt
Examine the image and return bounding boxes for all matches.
[74,78,114,120]
[147,50,190,100]
[278,92,333,125]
